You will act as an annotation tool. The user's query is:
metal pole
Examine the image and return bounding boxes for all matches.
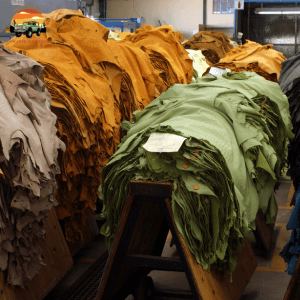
[234,10,238,41]
[296,3,298,54]
[203,0,207,25]
[248,2,250,40]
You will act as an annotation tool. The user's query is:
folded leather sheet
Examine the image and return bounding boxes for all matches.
[183,31,233,65]
[0,42,65,287]
[4,10,193,243]
[124,25,193,88]
[107,39,167,121]
[204,40,286,82]
[185,49,209,78]
[99,71,292,281]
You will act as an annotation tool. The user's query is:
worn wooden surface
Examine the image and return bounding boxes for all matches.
[284,253,300,300]
[97,195,135,300]
[253,202,279,251]
[283,183,300,300]
[288,184,296,207]
[165,198,257,300]
[67,212,99,257]
[0,207,73,300]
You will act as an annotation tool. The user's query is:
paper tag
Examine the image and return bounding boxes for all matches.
[11,0,25,5]
[209,67,231,76]
[143,133,187,153]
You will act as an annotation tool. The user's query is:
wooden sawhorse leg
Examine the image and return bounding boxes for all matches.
[253,201,279,251]
[283,256,300,300]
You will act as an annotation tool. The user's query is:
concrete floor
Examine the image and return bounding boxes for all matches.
[45,179,295,300]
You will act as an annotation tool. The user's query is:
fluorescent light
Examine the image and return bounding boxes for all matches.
[255,7,300,14]
[257,11,300,14]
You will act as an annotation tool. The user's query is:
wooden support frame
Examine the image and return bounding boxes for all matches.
[283,184,299,300]
[284,256,300,300]
[0,207,73,300]
[97,180,257,300]
[288,184,296,207]
[253,202,279,251]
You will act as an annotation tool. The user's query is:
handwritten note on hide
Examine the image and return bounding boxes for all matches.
[142,133,187,152]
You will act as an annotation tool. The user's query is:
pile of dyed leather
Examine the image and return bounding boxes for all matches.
[279,53,300,189]
[183,31,233,66]
[204,40,286,82]
[99,71,292,280]
[4,9,186,244]
[0,42,65,287]
[4,9,124,243]
[123,25,193,88]
[107,39,167,121]
[280,187,300,275]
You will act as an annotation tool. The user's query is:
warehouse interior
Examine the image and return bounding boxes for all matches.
[1,0,300,299]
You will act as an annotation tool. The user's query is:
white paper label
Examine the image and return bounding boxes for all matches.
[209,67,231,76]
[142,133,187,153]
[11,0,25,5]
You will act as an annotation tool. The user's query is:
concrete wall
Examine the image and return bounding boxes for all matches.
[206,1,234,27]
[106,0,204,39]
[0,0,235,41]
[105,0,234,39]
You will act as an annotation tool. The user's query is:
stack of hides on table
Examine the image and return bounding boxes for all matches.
[0,42,64,287]
[99,71,292,281]
[183,31,233,66]
[123,24,193,88]
[203,40,286,82]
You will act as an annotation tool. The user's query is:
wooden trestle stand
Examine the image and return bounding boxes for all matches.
[96,180,257,300]
[283,185,299,300]
[253,202,279,251]
[0,207,73,300]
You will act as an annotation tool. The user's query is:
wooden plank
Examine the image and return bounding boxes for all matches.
[129,180,173,197]
[123,255,183,271]
[40,207,73,282]
[284,255,300,300]
[97,195,135,300]
[284,184,300,300]
[287,184,296,207]
[0,207,73,300]
[164,198,257,300]
[110,195,167,297]
[67,211,99,256]
[253,202,279,251]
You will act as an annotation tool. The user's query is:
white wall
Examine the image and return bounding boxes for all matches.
[206,1,234,27]
[106,0,204,39]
